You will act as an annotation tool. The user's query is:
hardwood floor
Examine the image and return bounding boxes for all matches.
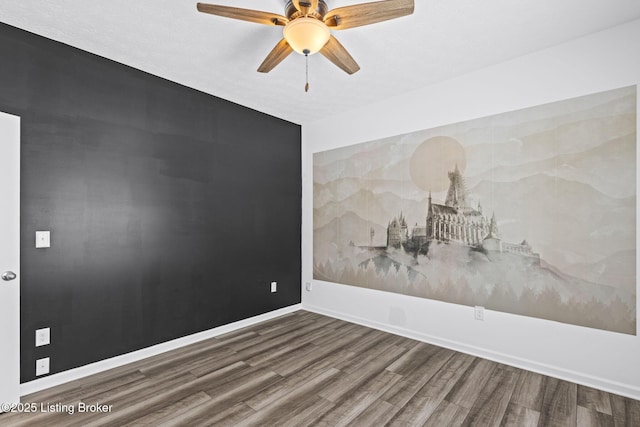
[1,310,639,426]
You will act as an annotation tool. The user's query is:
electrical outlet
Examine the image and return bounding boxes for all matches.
[270,281,277,293]
[35,327,50,347]
[35,231,51,248]
[474,306,485,321]
[36,357,50,376]
[305,281,312,292]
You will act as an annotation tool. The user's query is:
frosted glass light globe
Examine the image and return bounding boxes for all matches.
[283,17,330,55]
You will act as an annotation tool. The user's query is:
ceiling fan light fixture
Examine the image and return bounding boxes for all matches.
[197,0,415,74]
[283,17,330,55]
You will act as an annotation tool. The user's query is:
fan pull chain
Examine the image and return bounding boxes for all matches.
[304,49,310,93]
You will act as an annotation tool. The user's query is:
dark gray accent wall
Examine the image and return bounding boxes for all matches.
[0,23,301,383]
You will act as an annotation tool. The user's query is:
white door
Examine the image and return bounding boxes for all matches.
[0,111,20,408]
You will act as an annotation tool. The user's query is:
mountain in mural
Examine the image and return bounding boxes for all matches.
[314,211,387,263]
[314,172,635,285]
[466,133,636,198]
[313,188,428,232]
[470,174,635,278]
[313,139,408,184]
[562,250,636,293]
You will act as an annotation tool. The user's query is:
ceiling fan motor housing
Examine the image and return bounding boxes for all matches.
[285,1,328,20]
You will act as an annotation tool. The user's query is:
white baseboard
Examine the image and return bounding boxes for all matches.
[22,302,640,401]
[20,304,302,396]
[303,303,640,401]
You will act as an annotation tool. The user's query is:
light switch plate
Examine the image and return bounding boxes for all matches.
[271,281,277,293]
[36,357,50,376]
[35,231,51,248]
[35,327,50,347]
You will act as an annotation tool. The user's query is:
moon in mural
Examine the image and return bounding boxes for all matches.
[409,136,467,192]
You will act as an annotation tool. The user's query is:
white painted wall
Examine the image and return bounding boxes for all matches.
[301,19,640,399]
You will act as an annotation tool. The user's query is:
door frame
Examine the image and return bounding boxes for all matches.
[0,111,21,408]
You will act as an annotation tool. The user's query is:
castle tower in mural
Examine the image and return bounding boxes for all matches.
[444,164,468,210]
[427,165,489,246]
[387,212,409,248]
[386,165,540,261]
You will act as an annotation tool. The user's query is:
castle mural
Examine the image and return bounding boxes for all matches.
[385,165,540,262]
[313,86,637,335]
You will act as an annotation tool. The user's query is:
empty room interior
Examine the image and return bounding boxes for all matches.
[1,0,640,425]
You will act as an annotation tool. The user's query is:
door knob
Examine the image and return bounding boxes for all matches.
[1,271,17,281]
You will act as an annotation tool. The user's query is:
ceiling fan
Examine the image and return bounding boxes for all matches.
[196,0,415,76]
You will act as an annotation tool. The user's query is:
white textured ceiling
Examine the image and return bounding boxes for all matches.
[1,0,640,125]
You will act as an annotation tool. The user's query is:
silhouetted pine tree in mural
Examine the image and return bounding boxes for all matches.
[313,255,635,334]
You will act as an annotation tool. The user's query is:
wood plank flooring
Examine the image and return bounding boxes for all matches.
[1,310,639,426]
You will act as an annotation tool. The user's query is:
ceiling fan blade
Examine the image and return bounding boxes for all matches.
[197,3,288,26]
[257,39,294,73]
[319,35,360,75]
[324,0,414,30]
